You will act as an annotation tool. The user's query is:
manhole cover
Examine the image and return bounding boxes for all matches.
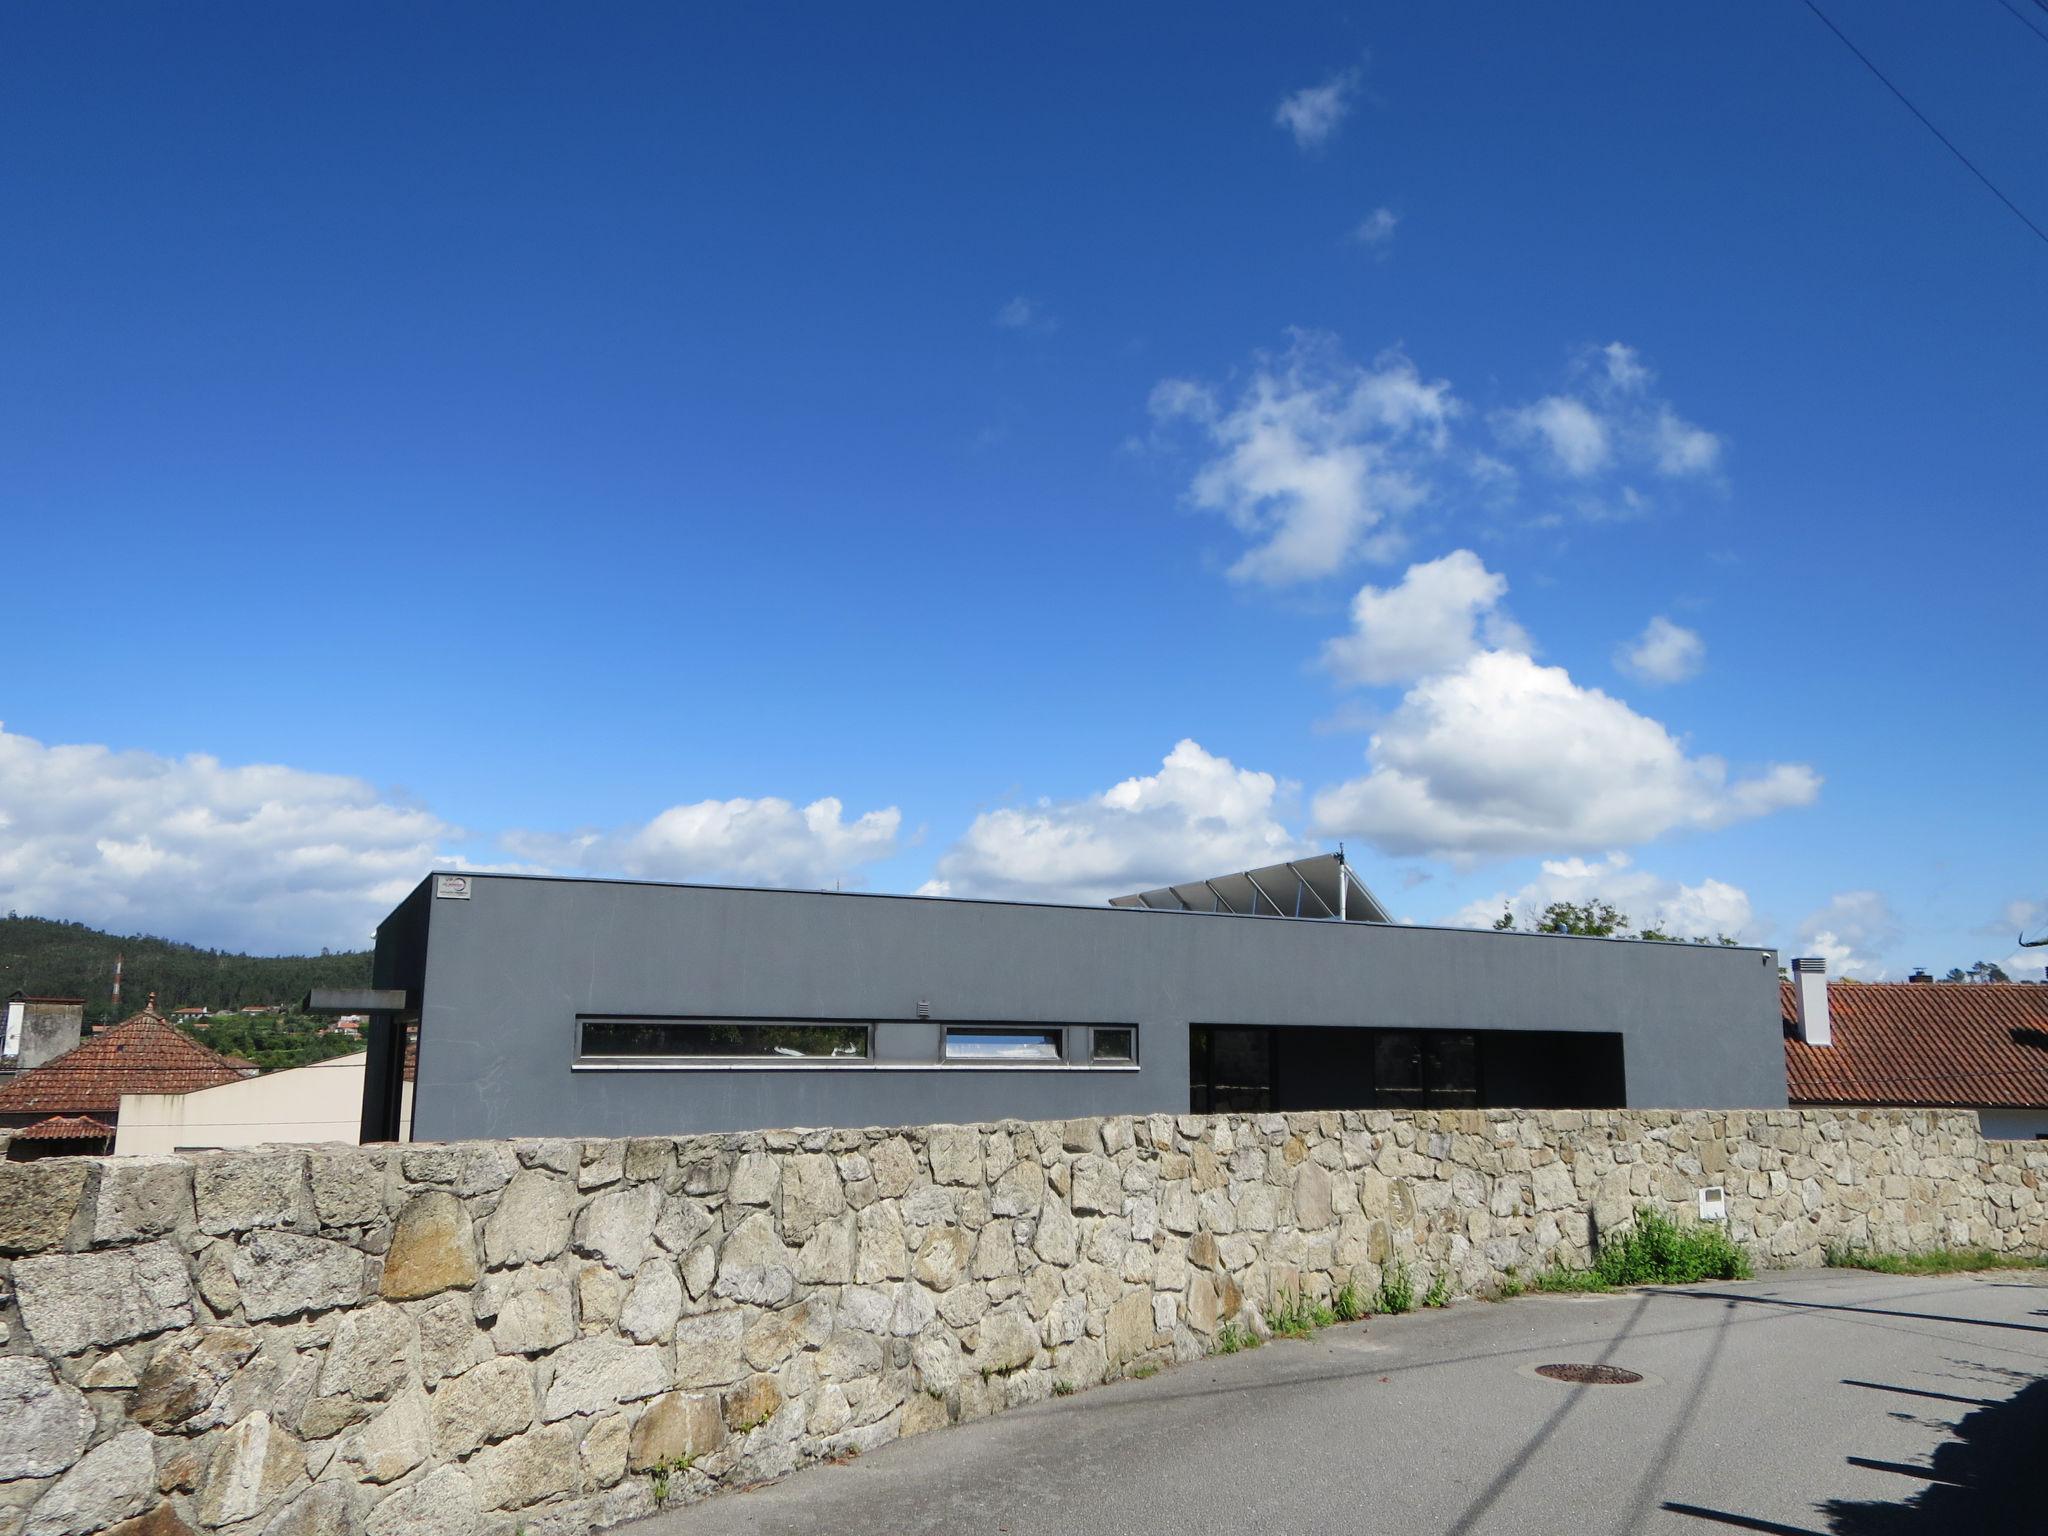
[1533,1363,1644,1385]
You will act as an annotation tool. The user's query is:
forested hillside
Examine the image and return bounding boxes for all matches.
[0,914,371,1024]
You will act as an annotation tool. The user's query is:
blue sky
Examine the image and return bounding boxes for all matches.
[3,3,2043,974]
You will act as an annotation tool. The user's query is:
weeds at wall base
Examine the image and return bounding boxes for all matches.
[1823,1244,2048,1275]
[1214,1320,1261,1354]
[648,1453,695,1506]
[1331,1278,1367,1322]
[1376,1257,1417,1315]
[1267,1288,1340,1338]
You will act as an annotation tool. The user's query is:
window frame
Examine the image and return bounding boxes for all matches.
[1089,1026,1139,1066]
[573,1015,876,1068]
[940,1025,1067,1066]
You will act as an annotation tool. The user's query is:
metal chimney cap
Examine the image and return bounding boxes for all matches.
[1790,957,1827,975]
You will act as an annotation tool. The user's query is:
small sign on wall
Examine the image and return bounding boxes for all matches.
[435,875,473,900]
[1697,1185,1727,1222]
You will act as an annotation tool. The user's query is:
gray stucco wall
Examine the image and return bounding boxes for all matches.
[16,999,83,1070]
[395,874,1786,1142]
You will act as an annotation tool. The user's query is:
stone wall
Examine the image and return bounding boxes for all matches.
[1,1109,2042,1536]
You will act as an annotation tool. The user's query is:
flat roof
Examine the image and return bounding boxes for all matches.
[407,869,1776,955]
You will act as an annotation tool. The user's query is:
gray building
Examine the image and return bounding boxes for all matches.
[359,858,1787,1144]
[0,994,85,1081]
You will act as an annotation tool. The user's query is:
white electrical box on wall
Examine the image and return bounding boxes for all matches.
[1698,1186,1727,1221]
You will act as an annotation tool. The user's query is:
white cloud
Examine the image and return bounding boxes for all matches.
[503,795,901,890]
[1989,897,2048,978]
[1995,896,2046,935]
[1600,342,1651,392]
[1651,407,1719,476]
[994,295,1055,332]
[1617,616,1705,685]
[1796,891,1901,980]
[1275,70,1360,149]
[0,722,451,953]
[1449,852,1755,941]
[1150,333,1458,585]
[1494,341,1720,487]
[1498,396,1611,477]
[1999,949,2048,981]
[1352,207,1399,250]
[0,721,912,950]
[925,740,1307,904]
[1322,549,1529,687]
[1310,649,1820,859]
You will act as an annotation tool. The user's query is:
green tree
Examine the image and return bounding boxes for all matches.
[0,914,370,1024]
[1942,961,2011,984]
[1494,899,1630,937]
[1493,898,1738,946]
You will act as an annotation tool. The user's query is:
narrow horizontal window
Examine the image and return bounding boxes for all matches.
[579,1018,870,1062]
[943,1027,1063,1063]
[1091,1027,1136,1064]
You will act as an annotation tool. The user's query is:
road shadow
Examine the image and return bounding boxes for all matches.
[1677,1287,2048,1336]
[1666,1369,2046,1535]
[1817,1373,2046,1533]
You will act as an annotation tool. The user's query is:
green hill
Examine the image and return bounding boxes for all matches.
[0,914,371,1025]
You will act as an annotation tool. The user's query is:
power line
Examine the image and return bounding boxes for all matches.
[1994,0,2048,48]
[1799,0,2048,250]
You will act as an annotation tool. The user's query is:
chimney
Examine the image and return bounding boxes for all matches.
[1908,968,1934,984]
[1791,956,1830,1046]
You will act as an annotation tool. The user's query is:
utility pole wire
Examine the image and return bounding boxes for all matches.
[1994,0,2048,48]
[1799,0,2048,249]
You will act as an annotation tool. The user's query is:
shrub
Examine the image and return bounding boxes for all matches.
[1593,1207,1752,1286]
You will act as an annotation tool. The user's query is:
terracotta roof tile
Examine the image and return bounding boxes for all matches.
[0,1005,248,1115]
[1783,981,2048,1109]
[13,1114,115,1141]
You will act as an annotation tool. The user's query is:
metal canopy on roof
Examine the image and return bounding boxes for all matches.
[1108,852,1391,925]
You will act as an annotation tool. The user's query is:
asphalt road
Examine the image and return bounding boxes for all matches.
[631,1269,2048,1536]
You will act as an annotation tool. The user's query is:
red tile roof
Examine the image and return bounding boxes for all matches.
[0,1003,249,1116]
[13,1114,115,1142]
[1783,981,2048,1109]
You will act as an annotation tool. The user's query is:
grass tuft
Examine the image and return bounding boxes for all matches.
[1214,1320,1261,1354]
[1331,1278,1368,1322]
[1824,1243,2048,1275]
[1052,1379,1076,1397]
[1422,1269,1452,1308]
[647,1453,694,1504]
[1267,1288,1339,1339]
[1532,1263,1611,1293]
